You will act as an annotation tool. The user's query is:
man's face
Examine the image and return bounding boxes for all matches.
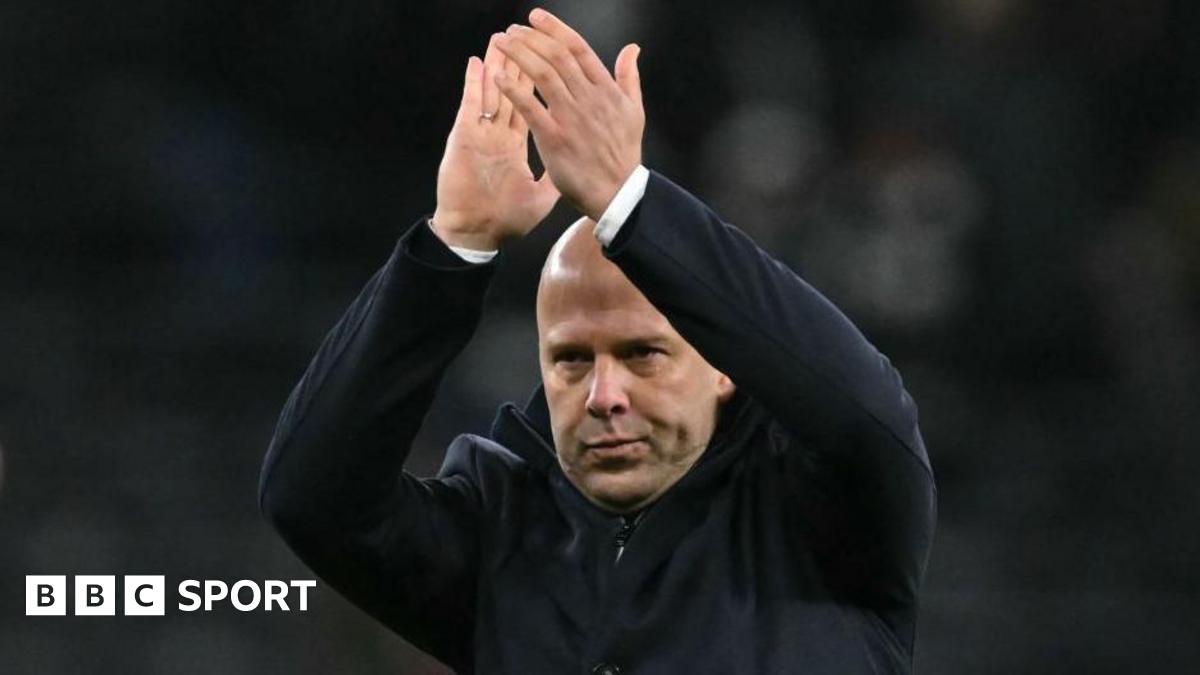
[536,224,735,514]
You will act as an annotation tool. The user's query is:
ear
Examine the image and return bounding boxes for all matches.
[715,372,737,404]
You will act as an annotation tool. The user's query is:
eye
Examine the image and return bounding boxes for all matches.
[553,350,591,365]
[626,345,665,361]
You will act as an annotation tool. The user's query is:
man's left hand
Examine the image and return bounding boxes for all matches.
[494,8,644,222]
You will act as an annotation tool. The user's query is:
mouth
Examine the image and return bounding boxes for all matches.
[582,437,648,463]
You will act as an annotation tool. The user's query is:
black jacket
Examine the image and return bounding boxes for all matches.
[259,171,937,674]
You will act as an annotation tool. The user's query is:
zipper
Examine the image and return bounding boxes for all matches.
[613,512,644,564]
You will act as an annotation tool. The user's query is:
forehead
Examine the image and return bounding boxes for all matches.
[536,271,677,348]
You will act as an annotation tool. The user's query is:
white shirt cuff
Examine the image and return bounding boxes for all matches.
[593,165,650,247]
[427,219,498,264]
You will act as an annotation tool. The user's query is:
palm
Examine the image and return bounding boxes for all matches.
[433,41,557,247]
[438,121,545,231]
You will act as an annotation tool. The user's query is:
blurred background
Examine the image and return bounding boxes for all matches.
[2,0,1198,672]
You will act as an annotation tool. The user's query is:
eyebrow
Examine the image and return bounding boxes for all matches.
[544,334,672,353]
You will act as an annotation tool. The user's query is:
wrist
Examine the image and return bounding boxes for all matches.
[429,210,501,251]
[581,164,640,221]
[582,186,620,222]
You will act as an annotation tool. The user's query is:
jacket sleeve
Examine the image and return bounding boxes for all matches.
[604,171,936,613]
[257,219,494,671]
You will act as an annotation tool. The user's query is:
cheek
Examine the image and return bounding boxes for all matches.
[545,385,585,447]
[652,370,719,442]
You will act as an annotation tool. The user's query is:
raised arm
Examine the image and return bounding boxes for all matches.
[258,37,558,668]
[497,8,934,618]
[604,173,935,615]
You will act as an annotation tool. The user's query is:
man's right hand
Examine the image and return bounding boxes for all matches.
[431,35,560,251]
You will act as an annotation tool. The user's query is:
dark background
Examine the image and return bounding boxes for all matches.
[2,0,1198,672]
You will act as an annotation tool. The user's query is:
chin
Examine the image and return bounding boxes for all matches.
[584,475,654,513]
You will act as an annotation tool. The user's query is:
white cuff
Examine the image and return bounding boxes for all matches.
[593,165,650,247]
[427,219,498,264]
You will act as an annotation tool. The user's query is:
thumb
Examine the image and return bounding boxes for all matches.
[614,44,642,106]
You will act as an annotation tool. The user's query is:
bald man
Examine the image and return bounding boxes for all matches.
[260,10,935,675]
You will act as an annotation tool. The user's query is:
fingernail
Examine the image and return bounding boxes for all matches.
[530,8,546,22]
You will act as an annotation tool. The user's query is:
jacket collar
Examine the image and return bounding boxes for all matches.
[489,385,559,474]
[489,385,767,622]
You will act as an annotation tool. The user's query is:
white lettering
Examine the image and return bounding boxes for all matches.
[203,580,228,611]
[264,580,289,611]
[177,580,201,611]
[230,580,261,611]
[290,580,315,611]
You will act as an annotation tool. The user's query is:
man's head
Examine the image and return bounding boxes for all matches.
[536,220,736,514]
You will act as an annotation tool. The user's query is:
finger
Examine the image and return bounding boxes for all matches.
[496,30,573,107]
[495,68,557,142]
[460,55,483,111]
[528,7,611,86]
[481,34,503,120]
[509,68,533,132]
[455,55,484,126]
[507,24,590,100]
[614,43,642,107]
[498,48,521,127]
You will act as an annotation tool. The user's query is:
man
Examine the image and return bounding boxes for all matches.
[259,9,935,674]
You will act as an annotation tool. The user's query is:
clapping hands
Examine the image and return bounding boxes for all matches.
[431,34,560,251]
[494,9,644,222]
[432,9,644,250]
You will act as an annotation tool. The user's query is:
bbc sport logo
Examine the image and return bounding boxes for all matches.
[25,576,316,616]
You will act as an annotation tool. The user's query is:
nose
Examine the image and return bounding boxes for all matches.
[586,357,630,419]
